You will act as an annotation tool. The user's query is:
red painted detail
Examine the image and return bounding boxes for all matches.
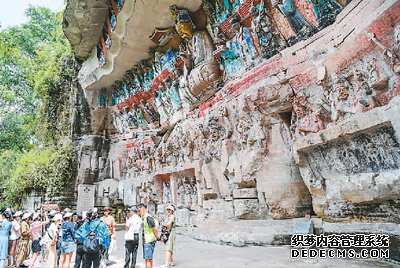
[198,91,225,117]
[111,0,119,16]
[117,102,127,112]
[218,0,261,40]
[100,36,106,57]
[151,69,171,90]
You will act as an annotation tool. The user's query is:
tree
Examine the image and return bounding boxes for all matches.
[0,6,75,207]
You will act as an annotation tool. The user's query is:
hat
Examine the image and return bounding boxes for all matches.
[32,213,40,220]
[63,212,73,219]
[53,214,62,222]
[49,210,57,217]
[13,211,23,218]
[166,205,175,212]
[129,206,138,212]
[22,212,32,220]
[63,208,72,213]
[104,207,111,212]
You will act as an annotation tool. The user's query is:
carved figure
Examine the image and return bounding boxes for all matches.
[191,177,198,206]
[308,0,342,28]
[177,178,185,205]
[351,69,374,113]
[154,91,169,123]
[170,5,196,40]
[366,58,389,91]
[141,100,159,124]
[176,69,198,105]
[367,27,400,74]
[187,31,220,96]
[167,80,182,110]
[163,181,172,204]
[193,123,207,160]
[251,7,285,59]
[272,0,316,40]
[248,120,268,154]
[133,104,147,126]
[331,75,355,122]
[127,109,138,128]
[291,95,325,138]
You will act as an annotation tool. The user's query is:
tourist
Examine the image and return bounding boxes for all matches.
[163,205,176,268]
[0,210,12,268]
[73,212,87,268]
[124,206,142,268]
[60,212,76,268]
[16,212,31,268]
[47,213,62,268]
[137,203,158,268]
[76,208,110,268]
[100,207,116,265]
[28,213,46,268]
[8,211,22,267]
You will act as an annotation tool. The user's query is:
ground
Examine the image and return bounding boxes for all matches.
[105,231,396,268]
[30,229,397,268]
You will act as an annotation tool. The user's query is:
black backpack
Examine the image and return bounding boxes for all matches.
[83,222,101,253]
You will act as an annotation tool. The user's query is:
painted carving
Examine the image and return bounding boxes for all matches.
[291,95,325,138]
[308,0,342,28]
[367,26,400,74]
[187,31,220,97]
[272,0,316,41]
[170,5,196,40]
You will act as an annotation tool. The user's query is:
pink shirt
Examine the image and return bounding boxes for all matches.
[31,221,42,241]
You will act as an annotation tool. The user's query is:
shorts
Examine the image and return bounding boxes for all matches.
[143,242,156,260]
[32,239,41,253]
[8,239,18,256]
[60,241,76,254]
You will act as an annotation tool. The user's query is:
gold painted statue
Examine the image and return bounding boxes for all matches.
[169,4,196,40]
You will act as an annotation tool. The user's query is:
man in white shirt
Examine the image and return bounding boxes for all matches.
[124,206,142,268]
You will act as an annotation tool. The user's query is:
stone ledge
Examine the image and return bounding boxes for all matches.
[293,96,400,163]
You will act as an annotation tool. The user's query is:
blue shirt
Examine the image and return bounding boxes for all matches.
[0,221,12,237]
[75,218,110,250]
[61,221,75,242]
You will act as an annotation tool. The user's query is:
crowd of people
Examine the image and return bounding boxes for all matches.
[0,203,176,268]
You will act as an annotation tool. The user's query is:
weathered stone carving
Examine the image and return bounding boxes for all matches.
[291,95,325,138]
[187,31,220,97]
[330,74,355,122]
[367,26,400,74]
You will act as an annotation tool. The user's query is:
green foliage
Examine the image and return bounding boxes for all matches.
[0,6,75,207]
[3,144,73,207]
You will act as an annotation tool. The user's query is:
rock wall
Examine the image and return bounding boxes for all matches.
[68,0,400,234]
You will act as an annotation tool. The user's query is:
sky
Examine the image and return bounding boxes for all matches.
[0,0,65,28]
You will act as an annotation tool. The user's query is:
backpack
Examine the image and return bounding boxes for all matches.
[83,222,101,253]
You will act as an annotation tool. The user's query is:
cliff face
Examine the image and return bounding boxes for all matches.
[66,0,400,249]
